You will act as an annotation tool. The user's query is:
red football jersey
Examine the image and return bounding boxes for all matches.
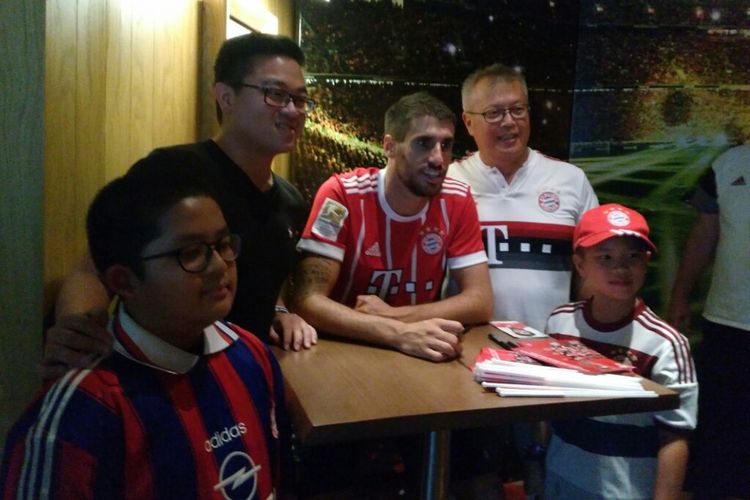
[298,167,487,307]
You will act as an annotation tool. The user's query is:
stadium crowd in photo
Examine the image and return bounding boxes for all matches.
[291,0,750,320]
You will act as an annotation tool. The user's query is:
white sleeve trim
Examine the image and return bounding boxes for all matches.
[447,250,488,270]
[297,238,345,262]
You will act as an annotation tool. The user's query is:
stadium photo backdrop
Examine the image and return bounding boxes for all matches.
[292,0,750,341]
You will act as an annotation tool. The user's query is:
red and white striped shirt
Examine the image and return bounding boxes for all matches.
[544,298,697,498]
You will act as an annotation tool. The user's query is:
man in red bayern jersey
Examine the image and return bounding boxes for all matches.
[289,91,492,362]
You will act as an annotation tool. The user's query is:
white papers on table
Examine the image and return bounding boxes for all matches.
[474,359,656,398]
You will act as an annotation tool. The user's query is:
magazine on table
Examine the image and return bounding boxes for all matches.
[487,320,633,375]
[473,348,651,398]
[475,321,647,397]
[475,346,541,366]
[512,338,634,375]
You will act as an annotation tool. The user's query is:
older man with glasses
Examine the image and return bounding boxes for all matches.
[447,63,599,499]
[44,33,319,381]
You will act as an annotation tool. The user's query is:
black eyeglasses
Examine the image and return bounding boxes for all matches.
[240,83,316,113]
[465,104,529,123]
[140,234,242,273]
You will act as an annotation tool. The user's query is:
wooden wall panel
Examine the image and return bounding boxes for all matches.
[44,0,80,304]
[43,0,294,305]
[267,0,295,36]
[152,2,199,147]
[154,8,178,146]
[198,0,228,141]
[104,0,134,180]
[130,4,156,161]
[178,5,200,141]
[74,0,108,248]
[44,0,202,309]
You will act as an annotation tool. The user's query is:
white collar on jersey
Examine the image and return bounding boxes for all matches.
[476,147,535,184]
[111,303,239,374]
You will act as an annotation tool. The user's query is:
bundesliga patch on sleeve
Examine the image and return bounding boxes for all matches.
[312,197,349,241]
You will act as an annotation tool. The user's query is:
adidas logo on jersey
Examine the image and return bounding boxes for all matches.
[365,242,381,257]
[204,422,247,452]
[731,176,746,186]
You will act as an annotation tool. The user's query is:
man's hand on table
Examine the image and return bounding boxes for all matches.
[394,318,464,362]
[270,311,318,351]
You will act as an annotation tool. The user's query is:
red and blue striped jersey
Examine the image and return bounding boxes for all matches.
[1,306,286,500]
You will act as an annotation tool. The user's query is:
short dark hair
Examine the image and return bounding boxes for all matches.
[87,157,216,279]
[214,33,305,122]
[384,92,456,141]
[461,63,528,109]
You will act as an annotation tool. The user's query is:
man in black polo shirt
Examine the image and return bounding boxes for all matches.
[45,33,317,376]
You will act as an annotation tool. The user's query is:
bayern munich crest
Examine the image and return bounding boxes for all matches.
[606,209,631,227]
[420,226,445,255]
[537,191,560,212]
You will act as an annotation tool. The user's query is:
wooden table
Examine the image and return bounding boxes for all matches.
[272,324,678,498]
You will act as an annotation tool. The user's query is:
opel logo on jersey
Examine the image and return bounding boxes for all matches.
[214,451,261,500]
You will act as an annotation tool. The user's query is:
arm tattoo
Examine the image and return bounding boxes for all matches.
[290,257,338,303]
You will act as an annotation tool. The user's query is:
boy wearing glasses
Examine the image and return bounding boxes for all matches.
[46,33,317,381]
[2,162,287,499]
[544,204,697,499]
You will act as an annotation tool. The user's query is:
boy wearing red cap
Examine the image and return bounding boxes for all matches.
[544,204,698,499]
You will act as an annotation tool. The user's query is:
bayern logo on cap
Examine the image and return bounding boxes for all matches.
[606,209,631,227]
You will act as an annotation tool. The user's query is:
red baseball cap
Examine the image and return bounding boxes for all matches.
[573,204,657,252]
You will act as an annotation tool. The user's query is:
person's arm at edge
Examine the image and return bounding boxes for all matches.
[356,262,492,325]
[666,212,719,329]
[54,255,110,319]
[289,254,463,362]
[653,428,690,500]
[43,254,113,379]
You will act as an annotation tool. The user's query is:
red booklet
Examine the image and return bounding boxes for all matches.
[474,346,541,366]
[512,338,634,375]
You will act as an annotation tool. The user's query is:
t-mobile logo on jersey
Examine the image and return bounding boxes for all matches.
[367,269,404,298]
[481,223,569,271]
[482,225,510,265]
[366,269,435,299]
